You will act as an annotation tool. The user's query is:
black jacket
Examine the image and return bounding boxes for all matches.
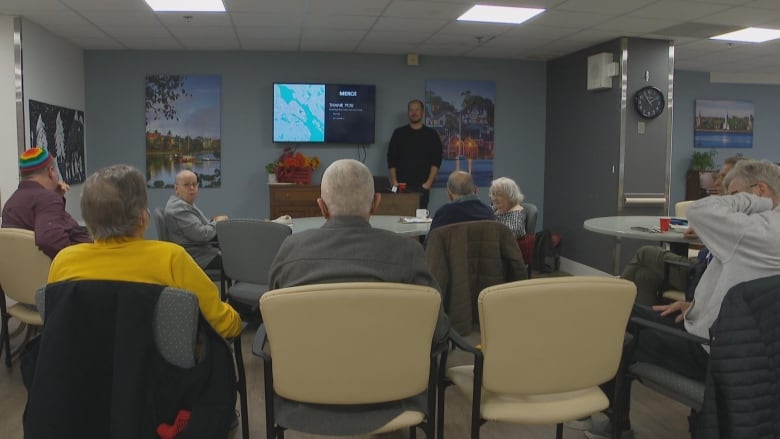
[696,274,780,439]
[23,280,236,439]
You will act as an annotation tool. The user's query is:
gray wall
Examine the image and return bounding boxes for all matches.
[670,70,780,205]
[84,51,547,238]
[544,39,623,274]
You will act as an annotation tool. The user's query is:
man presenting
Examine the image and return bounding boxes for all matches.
[387,99,443,208]
[2,147,91,258]
[164,170,228,269]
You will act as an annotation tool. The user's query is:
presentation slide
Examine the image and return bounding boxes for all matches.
[273,83,375,144]
[325,84,375,144]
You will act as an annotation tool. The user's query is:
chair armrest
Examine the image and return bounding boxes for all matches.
[630,316,709,345]
[662,255,693,268]
[252,324,269,359]
[448,329,482,358]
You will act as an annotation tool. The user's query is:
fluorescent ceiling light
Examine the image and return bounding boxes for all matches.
[145,0,225,12]
[458,5,544,25]
[710,27,780,43]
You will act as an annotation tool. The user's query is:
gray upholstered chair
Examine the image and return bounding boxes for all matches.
[0,228,49,368]
[152,207,169,241]
[216,219,291,309]
[33,282,249,439]
[522,202,538,235]
[253,282,441,439]
[438,276,636,439]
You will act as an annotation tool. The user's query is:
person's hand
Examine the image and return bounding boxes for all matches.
[421,181,432,190]
[213,215,228,222]
[652,301,691,323]
[683,226,698,239]
[56,181,70,196]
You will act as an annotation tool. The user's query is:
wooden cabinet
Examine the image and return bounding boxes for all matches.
[269,184,421,218]
[685,170,718,200]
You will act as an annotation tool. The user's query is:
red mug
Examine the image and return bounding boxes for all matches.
[398,183,407,192]
[659,217,671,232]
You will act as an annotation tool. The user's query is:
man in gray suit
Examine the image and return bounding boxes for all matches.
[269,159,448,342]
[164,170,228,269]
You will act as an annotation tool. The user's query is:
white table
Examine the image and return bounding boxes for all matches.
[291,215,431,237]
[584,216,700,256]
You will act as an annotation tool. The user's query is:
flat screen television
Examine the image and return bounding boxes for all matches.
[273,83,376,144]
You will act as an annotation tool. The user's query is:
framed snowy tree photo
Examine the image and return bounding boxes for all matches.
[28,99,86,184]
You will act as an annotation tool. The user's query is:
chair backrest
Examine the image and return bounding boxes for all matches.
[478,276,635,394]
[36,283,199,368]
[153,207,169,241]
[260,282,441,404]
[217,219,291,284]
[0,228,52,305]
[425,220,527,334]
[522,202,538,234]
[675,200,695,218]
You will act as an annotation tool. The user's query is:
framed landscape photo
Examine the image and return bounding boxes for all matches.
[694,99,753,149]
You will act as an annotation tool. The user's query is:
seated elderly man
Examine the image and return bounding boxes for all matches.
[587,159,780,439]
[428,170,494,234]
[48,164,241,338]
[2,147,91,258]
[269,159,449,344]
[164,170,228,269]
[621,155,745,305]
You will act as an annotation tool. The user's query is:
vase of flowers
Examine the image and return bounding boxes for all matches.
[267,147,320,184]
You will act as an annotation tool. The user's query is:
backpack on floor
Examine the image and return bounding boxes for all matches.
[532,229,561,273]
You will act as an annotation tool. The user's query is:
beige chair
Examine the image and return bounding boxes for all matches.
[253,282,441,439]
[674,200,695,219]
[438,276,636,439]
[0,228,49,368]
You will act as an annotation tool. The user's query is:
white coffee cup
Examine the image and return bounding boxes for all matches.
[415,209,429,219]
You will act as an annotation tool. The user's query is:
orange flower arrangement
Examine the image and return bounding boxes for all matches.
[268,147,320,183]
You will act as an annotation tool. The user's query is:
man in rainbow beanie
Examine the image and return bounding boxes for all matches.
[1,147,91,258]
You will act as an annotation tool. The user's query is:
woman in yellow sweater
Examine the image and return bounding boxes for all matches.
[48,164,241,338]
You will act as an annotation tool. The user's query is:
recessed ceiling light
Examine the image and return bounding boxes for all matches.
[457,5,544,25]
[144,0,225,12]
[710,27,780,43]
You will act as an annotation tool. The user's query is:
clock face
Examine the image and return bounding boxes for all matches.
[633,86,665,119]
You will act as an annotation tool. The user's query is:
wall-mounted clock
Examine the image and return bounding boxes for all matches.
[633,86,665,119]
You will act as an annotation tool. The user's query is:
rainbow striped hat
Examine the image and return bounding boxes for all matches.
[19,147,53,174]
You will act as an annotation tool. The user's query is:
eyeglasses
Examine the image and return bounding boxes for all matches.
[177,182,198,189]
[729,183,758,196]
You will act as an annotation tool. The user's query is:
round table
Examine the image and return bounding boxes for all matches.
[583,215,700,256]
[291,215,431,237]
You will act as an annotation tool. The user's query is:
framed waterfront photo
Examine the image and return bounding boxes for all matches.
[145,75,222,188]
[694,100,753,149]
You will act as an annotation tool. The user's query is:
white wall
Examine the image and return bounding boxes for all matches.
[0,16,19,210]
[20,19,85,220]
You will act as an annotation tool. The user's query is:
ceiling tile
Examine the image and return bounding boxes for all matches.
[628,1,732,21]
[557,0,657,15]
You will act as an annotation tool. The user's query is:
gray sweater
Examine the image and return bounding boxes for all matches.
[686,193,780,341]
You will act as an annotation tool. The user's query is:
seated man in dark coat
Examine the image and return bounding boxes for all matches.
[428,170,494,234]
